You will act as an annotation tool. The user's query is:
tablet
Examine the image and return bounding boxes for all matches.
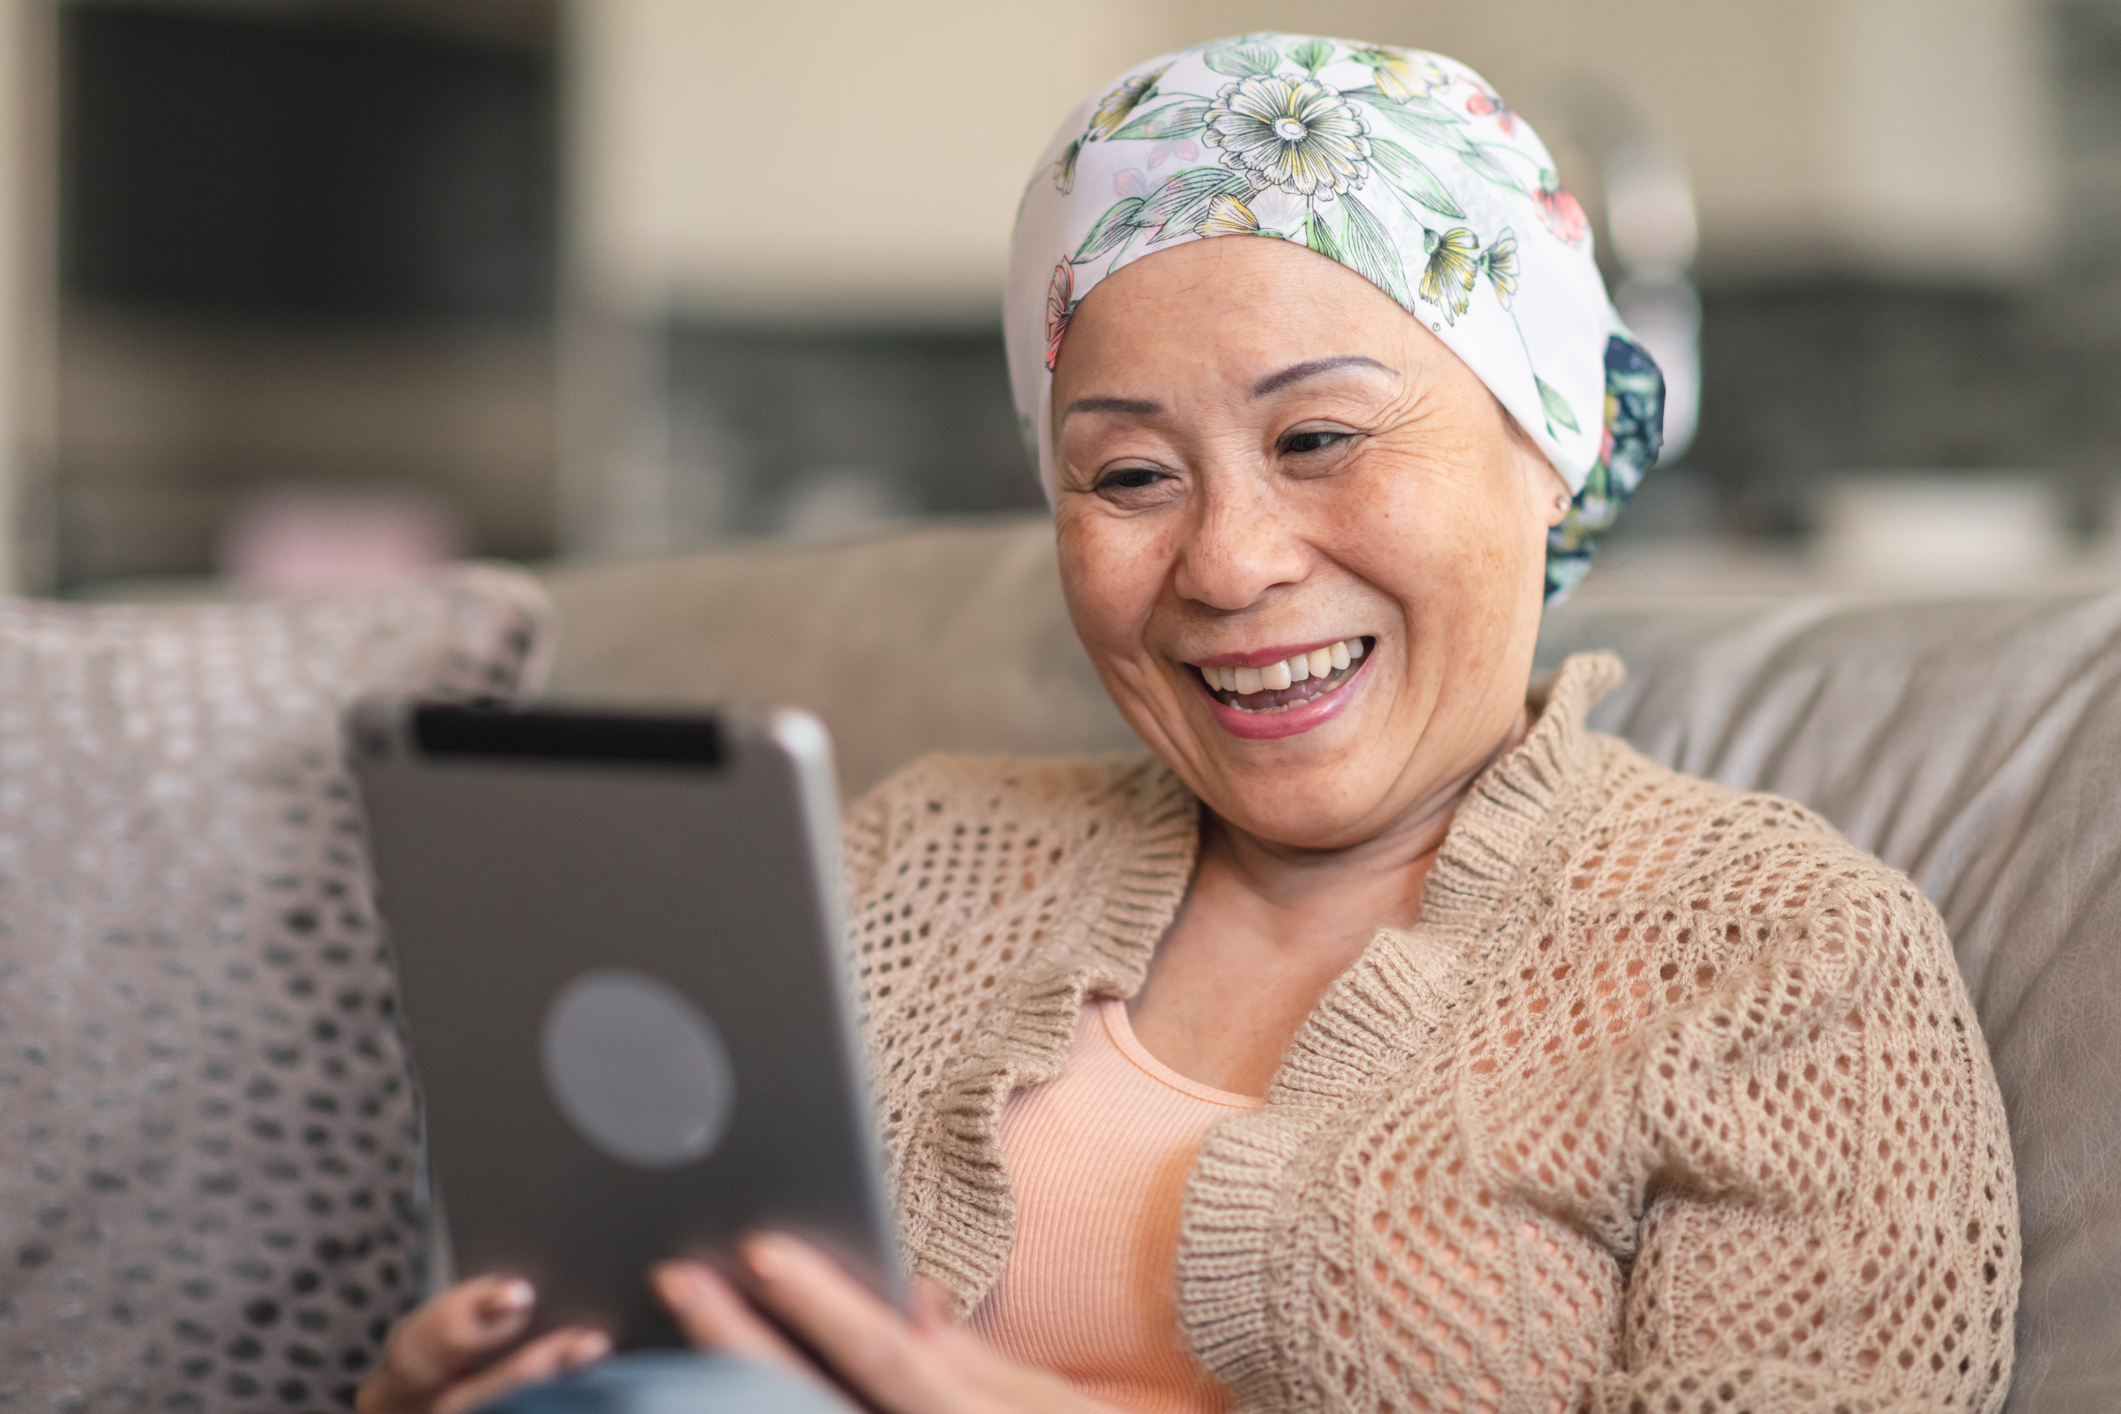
[349,699,902,1348]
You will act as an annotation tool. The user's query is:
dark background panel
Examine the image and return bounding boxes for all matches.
[61,1,556,324]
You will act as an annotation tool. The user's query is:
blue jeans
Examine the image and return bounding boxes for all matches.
[479,1353,849,1414]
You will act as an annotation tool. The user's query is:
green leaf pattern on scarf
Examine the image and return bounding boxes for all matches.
[1023,34,1662,603]
[1060,35,1581,454]
[1109,101,1211,142]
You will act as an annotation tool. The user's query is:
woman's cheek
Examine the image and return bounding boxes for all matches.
[1057,514,1159,667]
[1333,481,1460,609]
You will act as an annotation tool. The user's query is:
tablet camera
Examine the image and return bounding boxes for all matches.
[539,969,736,1169]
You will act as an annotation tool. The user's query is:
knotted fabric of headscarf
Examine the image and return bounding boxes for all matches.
[1004,34,1666,601]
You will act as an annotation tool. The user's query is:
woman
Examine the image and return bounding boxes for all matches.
[365,35,2019,1414]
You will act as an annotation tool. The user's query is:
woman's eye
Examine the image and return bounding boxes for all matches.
[1096,466,1164,491]
[1279,428,1354,456]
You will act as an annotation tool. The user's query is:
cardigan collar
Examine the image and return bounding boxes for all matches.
[1175,650,1624,1401]
[1147,648,1624,1004]
[1411,649,1624,973]
[913,651,1624,1317]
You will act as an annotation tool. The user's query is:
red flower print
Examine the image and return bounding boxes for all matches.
[1045,260,1075,371]
[1535,179,1589,247]
[1467,88,1516,135]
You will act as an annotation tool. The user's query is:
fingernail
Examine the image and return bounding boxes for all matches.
[484,1279,535,1318]
[743,1235,791,1282]
[567,1331,612,1367]
[653,1263,704,1297]
[653,1261,705,1301]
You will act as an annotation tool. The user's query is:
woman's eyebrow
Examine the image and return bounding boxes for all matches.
[1060,395,1161,424]
[1251,356,1398,398]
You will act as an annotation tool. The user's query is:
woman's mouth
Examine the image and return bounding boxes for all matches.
[1190,636,1373,715]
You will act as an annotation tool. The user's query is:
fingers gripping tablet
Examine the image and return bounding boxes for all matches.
[350,700,902,1348]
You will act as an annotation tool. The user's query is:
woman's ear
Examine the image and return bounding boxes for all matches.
[1498,399,1571,528]
[1534,458,1570,528]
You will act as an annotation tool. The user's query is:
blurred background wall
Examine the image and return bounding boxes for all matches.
[0,0,2112,593]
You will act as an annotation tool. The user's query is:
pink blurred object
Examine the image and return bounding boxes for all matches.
[218,486,463,593]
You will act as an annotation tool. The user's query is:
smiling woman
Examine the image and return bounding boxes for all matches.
[367,33,2020,1414]
[1049,238,1568,860]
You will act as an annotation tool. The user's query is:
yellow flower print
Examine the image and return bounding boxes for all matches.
[1356,47,1448,103]
[1418,227,1480,323]
[1051,140,1081,194]
[1202,74,1372,198]
[1090,65,1171,139]
[1481,228,1518,308]
[1197,193,1261,237]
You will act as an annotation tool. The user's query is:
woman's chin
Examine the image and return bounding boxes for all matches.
[1184,727,1416,849]
[1201,784,1404,853]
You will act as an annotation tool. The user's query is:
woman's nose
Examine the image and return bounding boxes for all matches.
[1172,480,1309,612]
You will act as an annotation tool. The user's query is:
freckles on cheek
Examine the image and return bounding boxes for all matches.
[1338,478,1449,589]
[1059,522,1163,660]
[1352,484,1525,655]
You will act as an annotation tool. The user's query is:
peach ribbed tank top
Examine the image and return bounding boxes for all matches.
[968,1000,1262,1414]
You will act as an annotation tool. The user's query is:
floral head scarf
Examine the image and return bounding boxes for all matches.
[1004,34,1665,601]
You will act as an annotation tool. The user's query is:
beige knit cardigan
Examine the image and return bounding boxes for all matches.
[841,653,2020,1414]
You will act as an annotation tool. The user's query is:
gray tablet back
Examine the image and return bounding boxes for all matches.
[350,701,900,1347]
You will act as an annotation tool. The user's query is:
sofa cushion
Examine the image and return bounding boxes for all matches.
[0,567,549,1414]
[1539,592,2121,1414]
[540,517,1136,799]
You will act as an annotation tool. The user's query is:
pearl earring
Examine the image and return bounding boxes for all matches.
[1553,493,1571,512]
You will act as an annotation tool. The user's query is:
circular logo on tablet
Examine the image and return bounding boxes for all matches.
[538,969,736,1169]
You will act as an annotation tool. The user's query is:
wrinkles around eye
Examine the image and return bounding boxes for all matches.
[1279,428,1358,456]
[1088,466,1186,511]
[1095,465,1167,493]
[1273,422,1370,469]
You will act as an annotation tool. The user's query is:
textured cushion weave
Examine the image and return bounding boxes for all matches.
[0,567,550,1414]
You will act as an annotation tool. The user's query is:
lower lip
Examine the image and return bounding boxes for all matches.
[1196,656,1372,740]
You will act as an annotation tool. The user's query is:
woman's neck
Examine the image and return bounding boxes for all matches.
[1124,709,1534,1097]
[1198,707,1531,948]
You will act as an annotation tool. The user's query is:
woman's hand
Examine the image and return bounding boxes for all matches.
[356,1274,611,1414]
[654,1234,1098,1414]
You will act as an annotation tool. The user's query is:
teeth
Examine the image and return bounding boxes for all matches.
[1200,637,1370,700]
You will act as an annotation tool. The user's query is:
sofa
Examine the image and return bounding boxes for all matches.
[2,515,2112,1411]
[545,516,2121,1412]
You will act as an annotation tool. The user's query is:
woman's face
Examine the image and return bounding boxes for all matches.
[1051,237,1570,852]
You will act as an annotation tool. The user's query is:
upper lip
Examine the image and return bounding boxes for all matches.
[1185,636,1365,670]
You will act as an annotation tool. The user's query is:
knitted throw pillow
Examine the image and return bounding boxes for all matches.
[0,567,550,1414]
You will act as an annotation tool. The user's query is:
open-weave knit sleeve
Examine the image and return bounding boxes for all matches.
[1291,766,2020,1414]
[1576,843,2021,1412]
[839,775,895,956]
